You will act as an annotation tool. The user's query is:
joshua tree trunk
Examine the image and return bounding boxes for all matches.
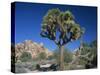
[59,45,64,70]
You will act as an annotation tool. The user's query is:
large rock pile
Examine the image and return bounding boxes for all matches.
[15,40,53,61]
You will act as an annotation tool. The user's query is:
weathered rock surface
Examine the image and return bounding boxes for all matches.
[15,40,53,60]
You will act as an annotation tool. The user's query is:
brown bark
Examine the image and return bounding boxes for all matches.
[59,45,64,70]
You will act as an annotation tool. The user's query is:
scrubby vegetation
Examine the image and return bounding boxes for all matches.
[20,52,32,62]
[12,40,97,73]
[49,40,97,70]
[38,52,46,60]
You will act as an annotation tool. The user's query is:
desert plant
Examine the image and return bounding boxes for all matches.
[38,52,46,60]
[20,52,32,62]
[40,8,84,70]
[78,40,97,68]
[64,49,73,63]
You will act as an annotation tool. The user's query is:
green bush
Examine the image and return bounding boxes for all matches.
[37,52,46,60]
[64,49,73,63]
[20,52,32,62]
[47,55,54,60]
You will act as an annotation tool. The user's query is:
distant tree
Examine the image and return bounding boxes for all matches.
[40,8,84,70]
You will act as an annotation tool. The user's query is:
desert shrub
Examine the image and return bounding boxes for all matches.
[47,55,54,60]
[38,52,46,60]
[53,49,60,62]
[20,52,32,62]
[80,40,97,68]
[64,49,73,63]
[53,49,73,63]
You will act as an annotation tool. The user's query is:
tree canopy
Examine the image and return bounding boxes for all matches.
[40,8,84,46]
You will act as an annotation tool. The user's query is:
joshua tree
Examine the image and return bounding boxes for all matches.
[40,8,84,70]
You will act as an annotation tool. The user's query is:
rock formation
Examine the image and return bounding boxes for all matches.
[15,40,53,61]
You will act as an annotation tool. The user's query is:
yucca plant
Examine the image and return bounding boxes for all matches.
[40,8,85,70]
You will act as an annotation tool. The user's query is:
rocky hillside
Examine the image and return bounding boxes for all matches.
[15,40,53,60]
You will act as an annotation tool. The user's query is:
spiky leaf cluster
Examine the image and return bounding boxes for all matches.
[40,8,84,46]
